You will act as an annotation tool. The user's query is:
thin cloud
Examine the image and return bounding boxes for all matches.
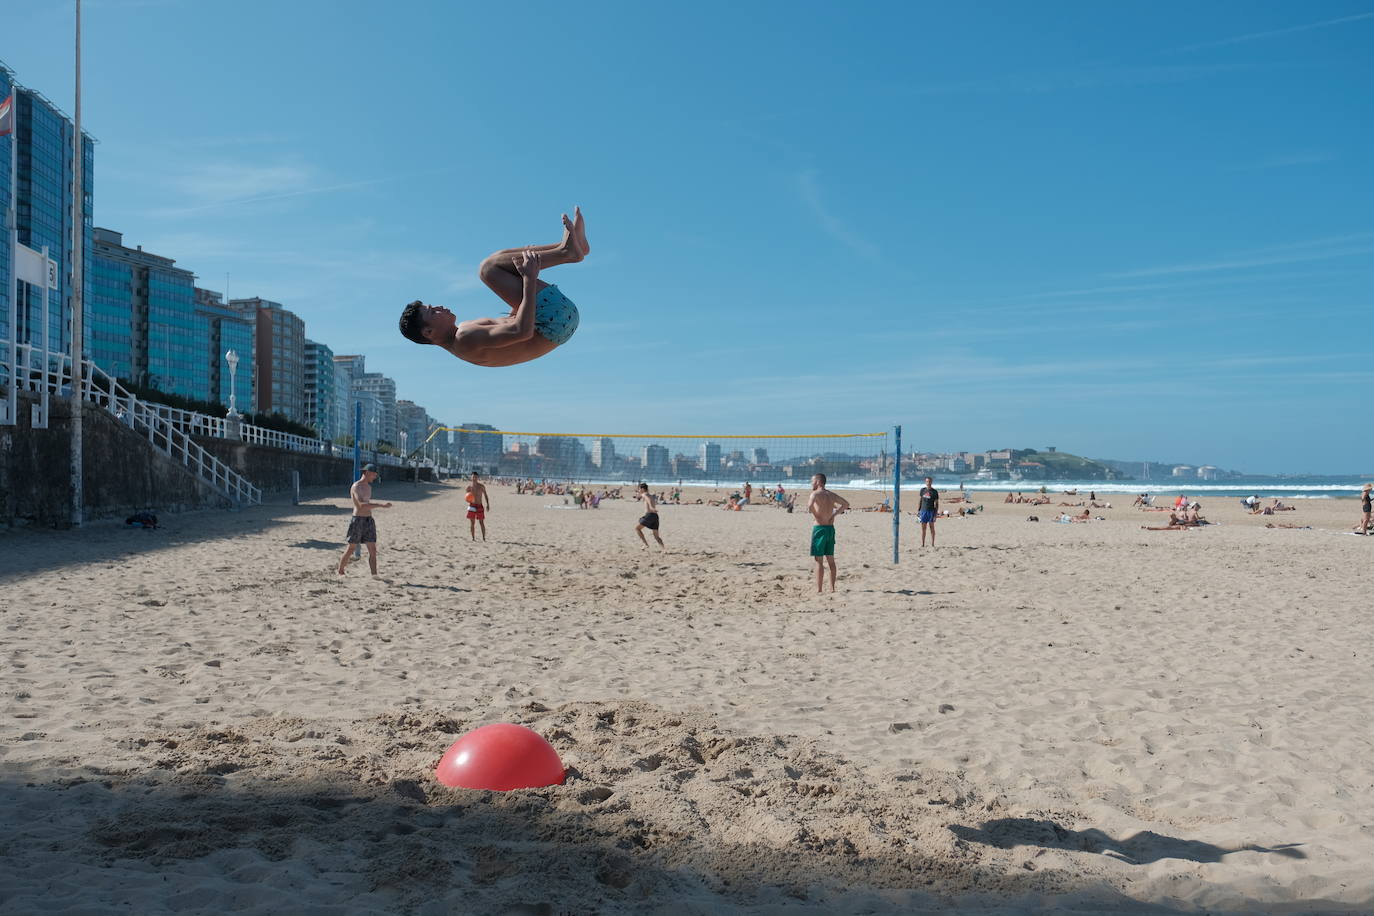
[1111,237,1374,279]
[149,165,454,217]
[167,161,314,204]
[1170,11,1374,54]
[796,170,881,263]
[902,63,1256,96]
[1238,151,1337,171]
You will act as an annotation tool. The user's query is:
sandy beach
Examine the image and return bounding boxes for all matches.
[2,482,1372,913]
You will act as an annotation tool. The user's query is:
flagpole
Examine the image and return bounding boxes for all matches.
[70,0,84,526]
[6,71,16,428]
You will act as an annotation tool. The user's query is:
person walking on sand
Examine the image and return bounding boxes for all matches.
[807,473,850,593]
[398,208,590,367]
[338,464,392,576]
[918,476,940,546]
[634,483,665,550]
[1358,483,1372,535]
[465,471,490,541]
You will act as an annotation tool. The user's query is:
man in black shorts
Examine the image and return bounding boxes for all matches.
[634,482,665,550]
[338,463,392,576]
[918,476,939,547]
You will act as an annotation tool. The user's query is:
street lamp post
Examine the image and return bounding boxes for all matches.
[224,349,242,440]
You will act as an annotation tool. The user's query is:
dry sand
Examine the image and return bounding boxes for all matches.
[2,482,1372,913]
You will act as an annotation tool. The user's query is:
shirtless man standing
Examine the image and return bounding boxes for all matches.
[338,463,392,576]
[634,482,665,550]
[465,471,490,541]
[918,476,940,547]
[807,473,850,593]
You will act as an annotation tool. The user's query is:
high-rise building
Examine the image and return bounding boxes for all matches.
[396,399,430,453]
[699,441,722,477]
[751,447,769,465]
[591,436,616,469]
[642,443,670,479]
[92,228,204,399]
[230,297,306,422]
[303,339,337,439]
[352,372,397,444]
[1,65,95,361]
[331,354,356,441]
[332,353,364,379]
[459,422,502,472]
[332,355,398,443]
[353,388,383,445]
[194,288,254,412]
[671,454,696,478]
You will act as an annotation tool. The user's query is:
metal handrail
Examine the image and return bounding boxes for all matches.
[1,342,262,506]
[3,342,425,476]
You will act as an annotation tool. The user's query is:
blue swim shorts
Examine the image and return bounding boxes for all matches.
[534,284,580,346]
[919,509,936,524]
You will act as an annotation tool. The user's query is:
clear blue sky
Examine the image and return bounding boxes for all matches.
[9,1,1372,474]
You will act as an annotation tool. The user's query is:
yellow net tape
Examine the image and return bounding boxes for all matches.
[424,427,886,446]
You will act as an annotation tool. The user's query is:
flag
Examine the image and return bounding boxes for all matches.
[0,93,12,137]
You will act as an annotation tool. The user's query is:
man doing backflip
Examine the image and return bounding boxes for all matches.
[465,471,490,541]
[397,208,590,367]
[807,473,850,593]
[634,483,665,551]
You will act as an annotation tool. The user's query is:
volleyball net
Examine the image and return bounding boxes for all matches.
[417,425,905,563]
[418,427,897,491]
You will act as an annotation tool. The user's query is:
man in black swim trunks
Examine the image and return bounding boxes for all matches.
[338,463,392,576]
[634,482,665,551]
[918,476,939,547]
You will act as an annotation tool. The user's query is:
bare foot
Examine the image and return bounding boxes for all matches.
[561,206,590,260]
[558,213,582,263]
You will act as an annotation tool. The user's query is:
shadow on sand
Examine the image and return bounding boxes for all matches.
[949,817,1307,865]
[0,482,456,581]
[0,770,1278,915]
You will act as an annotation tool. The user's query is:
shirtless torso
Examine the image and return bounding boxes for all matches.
[806,487,849,525]
[351,479,375,517]
[445,324,559,367]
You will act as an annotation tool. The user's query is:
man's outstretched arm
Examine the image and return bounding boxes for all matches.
[464,249,542,350]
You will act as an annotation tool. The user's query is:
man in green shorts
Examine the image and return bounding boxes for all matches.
[806,472,850,593]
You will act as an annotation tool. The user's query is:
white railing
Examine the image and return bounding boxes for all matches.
[2,339,421,475]
[145,403,336,454]
[1,342,262,507]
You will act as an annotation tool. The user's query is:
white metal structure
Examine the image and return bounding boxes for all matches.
[1,341,262,507]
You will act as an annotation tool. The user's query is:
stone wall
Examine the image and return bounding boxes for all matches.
[194,437,356,493]
[1,391,436,527]
[1,393,224,527]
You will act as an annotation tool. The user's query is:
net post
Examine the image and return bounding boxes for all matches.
[353,400,361,560]
[892,425,901,564]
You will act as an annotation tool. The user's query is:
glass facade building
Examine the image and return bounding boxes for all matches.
[195,288,254,412]
[92,228,203,398]
[88,241,133,379]
[303,339,336,439]
[1,65,94,361]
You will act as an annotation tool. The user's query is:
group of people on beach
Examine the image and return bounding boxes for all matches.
[336,466,867,593]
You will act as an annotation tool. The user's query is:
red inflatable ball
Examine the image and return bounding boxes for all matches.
[434,723,565,791]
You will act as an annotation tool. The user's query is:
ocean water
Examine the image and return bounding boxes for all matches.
[544,475,1370,500]
[830,476,1372,500]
